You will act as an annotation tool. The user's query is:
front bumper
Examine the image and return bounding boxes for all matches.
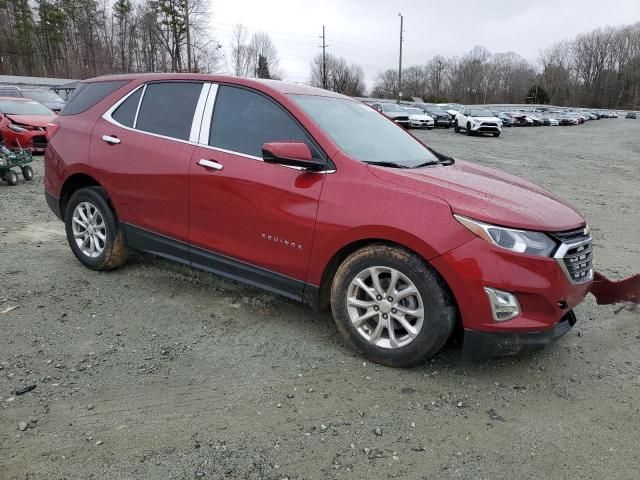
[431,236,591,353]
[1,129,48,152]
[470,123,501,133]
[410,120,434,128]
[463,311,577,360]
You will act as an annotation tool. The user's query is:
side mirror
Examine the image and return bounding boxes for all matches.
[261,142,324,171]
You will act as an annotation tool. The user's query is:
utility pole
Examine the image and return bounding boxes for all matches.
[185,0,192,72]
[320,25,328,89]
[397,13,403,104]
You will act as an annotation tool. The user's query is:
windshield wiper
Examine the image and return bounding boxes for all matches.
[363,161,410,169]
[412,160,440,168]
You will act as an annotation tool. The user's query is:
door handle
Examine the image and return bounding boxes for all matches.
[102,135,121,145]
[197,159,224,171]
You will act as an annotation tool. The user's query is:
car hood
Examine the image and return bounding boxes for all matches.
[384,111,408,119]
[471,116,501,123]
[368,159,585,231]
[6,114,55,127]
[42,102,65,112]
[409,114,433,121]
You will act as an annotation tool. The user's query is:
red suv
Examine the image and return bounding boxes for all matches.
[44,74,593,366]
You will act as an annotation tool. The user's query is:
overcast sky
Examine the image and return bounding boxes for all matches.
[210,0,640,87]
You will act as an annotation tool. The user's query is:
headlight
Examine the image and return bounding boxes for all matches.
[454,215,557,257]
[8,124,27,132]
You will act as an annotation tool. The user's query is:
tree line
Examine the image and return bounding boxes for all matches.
[0,0,220,79]
[369,22,640,109]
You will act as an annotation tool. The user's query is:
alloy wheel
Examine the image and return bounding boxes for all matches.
[72,201,107,258]
[346,266,424,349]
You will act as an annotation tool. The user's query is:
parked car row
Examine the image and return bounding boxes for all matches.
[0,85,66,112]
[367,100,628,138]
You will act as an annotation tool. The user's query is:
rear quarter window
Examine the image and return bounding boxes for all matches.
[111,87,143,127]
[60,80,129,116]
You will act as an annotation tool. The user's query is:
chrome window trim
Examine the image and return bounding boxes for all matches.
[132,84,146,128]
[190,83,211,143]
[101,81,335,174]
[195,144,336,173]
[103,84,144,127]
[103,81,207,144]
[198,83,218,144]
[201,83,335,174]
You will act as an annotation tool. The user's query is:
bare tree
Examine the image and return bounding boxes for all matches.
[249,32,281,79]
[371,69,398,98]
[229,23,252,76]
[310,53,366,96]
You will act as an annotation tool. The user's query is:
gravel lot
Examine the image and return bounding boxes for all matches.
[1,119,639,480]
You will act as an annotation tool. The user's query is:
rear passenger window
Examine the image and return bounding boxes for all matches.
[136,82,203,140]
[210,86,310,157]
[112,88,143,127]
[60,80,129,115]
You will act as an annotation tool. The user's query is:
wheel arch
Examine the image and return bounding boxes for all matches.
[59,173,103,220]
[312,238,460,323]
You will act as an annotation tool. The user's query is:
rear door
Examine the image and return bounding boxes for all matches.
[188,84,328,298]
[91,81,208,249]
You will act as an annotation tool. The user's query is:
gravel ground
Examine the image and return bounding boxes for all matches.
[1,119,639,480]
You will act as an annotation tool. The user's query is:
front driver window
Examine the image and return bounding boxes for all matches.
[209,86,311,158]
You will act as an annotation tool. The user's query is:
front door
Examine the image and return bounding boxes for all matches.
[189,84,328,299]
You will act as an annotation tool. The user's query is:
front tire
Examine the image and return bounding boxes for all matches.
[454,122,460,133]
[466,123,472,135]
[330,244,455,367]
[64,187,128,271]
[493,132,500,137]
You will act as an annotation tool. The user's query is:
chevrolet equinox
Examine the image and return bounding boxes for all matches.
[44,74,594,366]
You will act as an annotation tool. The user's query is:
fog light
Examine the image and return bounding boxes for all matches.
[484,287,520,322]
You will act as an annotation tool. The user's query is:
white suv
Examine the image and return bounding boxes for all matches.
[454,107,502,137]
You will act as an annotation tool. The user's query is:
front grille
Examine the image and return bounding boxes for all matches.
[32,135,48,148]
[394,116,409,122]
[481,122,498,127]
[551,227,593,284]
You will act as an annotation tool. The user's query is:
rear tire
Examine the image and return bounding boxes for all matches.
[6,170,18,186]
[330,244,455,367]
[64,187,129,271]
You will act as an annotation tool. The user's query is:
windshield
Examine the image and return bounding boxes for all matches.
[425,106,446,114]
[292,95,440,167]
[469,109,494,117]
[381,103,405,113]
[22,89,64,103]
[405,108,423,114]
[0,100,54,115]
